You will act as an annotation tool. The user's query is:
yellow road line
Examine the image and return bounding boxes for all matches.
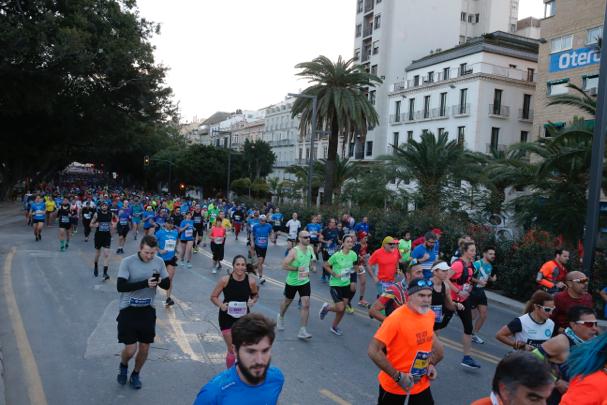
[319,389,353,405]
[3,248,49,405]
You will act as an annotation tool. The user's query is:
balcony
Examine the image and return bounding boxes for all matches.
[269,139,295,147]
[361,52,371,62]
[489,104,510,119]
[485,143,507,154]
[518,109,534,122]
[413,107,449,121]
[363,24,373,38]
[393,81,405,91]
[389,114,405,124]
[364,0,374,13]
[452,104,470,117]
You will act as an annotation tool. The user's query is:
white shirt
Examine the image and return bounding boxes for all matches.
[286,219,301,239]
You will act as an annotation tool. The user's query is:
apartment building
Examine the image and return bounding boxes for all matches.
[387,32,539,154]
[352,0,519,159]
[533,0,604,138]
[231,119,265,151]
[203,110,265,148]
[515,17,541,39]
[263,98,299,180]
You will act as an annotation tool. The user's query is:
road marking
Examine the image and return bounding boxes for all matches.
[165,302,205,362]
[319,389,352,405]
[2,247,49,405]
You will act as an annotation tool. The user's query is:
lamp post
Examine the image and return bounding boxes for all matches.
[213,129,233,198]
[149,158,176,194]
[288,93,317,207]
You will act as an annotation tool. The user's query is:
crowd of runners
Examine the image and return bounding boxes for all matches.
[20,187,607,404]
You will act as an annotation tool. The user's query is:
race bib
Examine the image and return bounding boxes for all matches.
[214,237,224,244]
[119,219,128,225]
[257,236,268,245]
[340,267,352,281]
[227,301,247,318]
[164,239,176,252]
[99,222,110,232]
[83,213,91,219]
[35,210,44,216]
[194,217,202,223]
[129,297,152,307]
[410,351,430,377]
[234,215,241,221]
[61,215,70,223]
[184,229,193,238]
[432,305,443,323]
[327,246,336,256]
[274,220,281,226]
[310,231,318,239]
[298,268,309,281]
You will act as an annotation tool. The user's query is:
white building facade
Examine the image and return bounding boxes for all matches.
[263,98,300,180]
[353,0,520,159]
[387,32,539,154]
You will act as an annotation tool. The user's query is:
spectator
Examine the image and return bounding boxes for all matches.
[551,271,593,332]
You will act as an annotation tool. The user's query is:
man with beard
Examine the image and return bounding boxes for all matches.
[368,278,444,405]
[192,313,284,404]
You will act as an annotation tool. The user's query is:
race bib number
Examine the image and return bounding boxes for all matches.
[184,229,193,238]
[61,215,70,223]
[234,215,241,221]
[274,220,281,226]
[431,305,443,323]
[194,217,202,223]
[164,239,176,252]
[298,268,309,281]
[340,267,352,281]
[227,301,247,318]
[410,351,430,377]
[214,237,224,244]
[327,246,336,256]
[99,222,110,232]
[119,219,128,225]
[310,231,318,239]
[129,297,152,307]
[35,210,44,216]
[83,213,92,219]
[257,236,268,245]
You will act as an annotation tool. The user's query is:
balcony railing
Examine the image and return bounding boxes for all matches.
[518,109,534,122]
[364,0,374,13]
[363,25,373,37]
[489,104,510,118]
[485,143,507,154]
[389,114,407,124]
[268,139,295,147]
[452,104,470,116]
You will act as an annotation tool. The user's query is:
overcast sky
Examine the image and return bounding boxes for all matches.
[137,0,545,123]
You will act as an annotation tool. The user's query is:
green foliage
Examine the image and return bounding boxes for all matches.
[237,139,276,180]
[231,178,252,195]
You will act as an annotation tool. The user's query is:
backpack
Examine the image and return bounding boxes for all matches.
[450,258,473,286]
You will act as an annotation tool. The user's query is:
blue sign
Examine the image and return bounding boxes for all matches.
[550,47,600,72]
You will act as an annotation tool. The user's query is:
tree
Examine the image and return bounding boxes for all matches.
[313,156,359,199]
[341,163,397,209]
[238,139,276,180]
[291,55,382,204]
[285,164,322,201]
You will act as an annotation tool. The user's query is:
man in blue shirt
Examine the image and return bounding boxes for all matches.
[353,216,370,239]
[193,314,284,405]
[250,215,273,284]
[411,231,437,279]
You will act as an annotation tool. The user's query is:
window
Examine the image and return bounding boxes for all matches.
[493,89,503,114]
[468,15,474,23]
[369,90,376,105]
[427,71,434,83]
[520,131,528,143]
[299,148,303,160]
[392,132,399,152]
[459,35,466,45]
[224,137,228,148]
[354,48,360,60]
[522,94,532,119]
[348,142,355,157]
[413,75,420,86]
[443,67,450,80]
[356,24,362,37]
[366,141,373,156]
[490,127,500,150]
[457,126,465,145]
[550,35,573,53]
[583,75,599,91]
[323,145,328,158]
[544,0,556,18]
[547,79,570,96]
[459,88,468,113]
[357,0,363,13]
[395,100,401,119]
[423,95,430,119]
[510,24,516,33]
[588,27,603,45]
[439,92,447,116]
[372,41,379,55]
[407,131,413,142]
[461,12,466,21]
[374,14,381,29]
[475,13,479,23]
[371,64,378,75]
[460,63,469,76]
[408,98,415,120]
[527,68,535,82]
[438,128,445,136]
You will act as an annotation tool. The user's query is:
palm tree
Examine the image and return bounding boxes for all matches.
[313,156,359,199]
[291,55,382,204]
[285,164,322,201]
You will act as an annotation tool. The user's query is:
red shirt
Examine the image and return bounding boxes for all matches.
[551,290,594,330]
[368,247,401,282]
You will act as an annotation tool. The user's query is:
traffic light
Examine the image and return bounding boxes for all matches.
[144,156,150,166]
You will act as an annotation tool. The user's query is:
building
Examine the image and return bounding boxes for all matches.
[263,98,300,180]
[515,17,541,40]
[387,32,539,154]
[205,110,265,148]
[532,0,603,139]
[231,119,265,151]
[352,0,520,160]
[179,118,206,144]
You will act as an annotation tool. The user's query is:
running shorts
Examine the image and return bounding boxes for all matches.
[254,246,268,258]
[330,286,351,303]
[94,232,111,249]
[284,282,311,300]
[117,306,156,344]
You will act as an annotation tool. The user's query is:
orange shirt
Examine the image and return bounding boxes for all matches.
[560,370,607,405]
[374,304,435,395]
[368,248,401,282]
[537,260,567,289]
[470,398,492,405]
[210,226,226,239]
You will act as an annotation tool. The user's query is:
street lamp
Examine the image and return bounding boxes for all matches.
[288,93,317,207]
[212,129,233,198]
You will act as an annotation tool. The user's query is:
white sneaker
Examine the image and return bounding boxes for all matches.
[472,334,485,344]
[297,327,312,340]
[212,268,217,274]
[277,314,285,331]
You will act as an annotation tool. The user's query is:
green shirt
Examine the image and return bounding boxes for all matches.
[286,246,316,286]
[398,239,412,263]
[327,250,358,287]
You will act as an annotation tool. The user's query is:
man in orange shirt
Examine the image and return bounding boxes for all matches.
[369,236,401,297]
[536,249,569,294]
[368,278,443,405]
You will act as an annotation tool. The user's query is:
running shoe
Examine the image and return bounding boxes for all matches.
[129,373,142,389]
[358,300,370,308]
[117,363,128,385]
[472,334,485,344]
[212,268,217,274]
[187,262,192,269]
[277,314,285,331]
[93,265,98,277]
[259,277,266,285]
[319,303,329,320]
[345,305,355,314]
[297,327,312,340]
[103,273,110,281]
[330,326,343,336]
[461,355,481,369]
[165,297,175,306]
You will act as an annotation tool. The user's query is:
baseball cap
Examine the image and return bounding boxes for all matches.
[382,236,396,245]
[407,278,434,295]
[431,262,450,272]
[259,214,267,220]
[432,228,442,236]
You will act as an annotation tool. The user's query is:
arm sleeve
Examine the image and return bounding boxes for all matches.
[506,318,522,334]
[117,277,149,293]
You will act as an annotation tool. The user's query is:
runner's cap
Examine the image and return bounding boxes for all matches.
[259,214,267,220]
[432,228,442,236]
[431,262,450,272]
[382,236,396,245]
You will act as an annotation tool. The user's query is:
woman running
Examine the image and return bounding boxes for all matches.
[429,260,463,331]
[178,211,195,268]
[210,218,226,273]
[57,198,72,251]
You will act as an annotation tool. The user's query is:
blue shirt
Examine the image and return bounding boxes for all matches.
[305,223,322,241]
[270,213,283,226]
[473,259,493,289]
[156,229,179,261]
[193,366,284,405]
[118,208,131,226]
[143,211,155,229]
[30,202,46,220]
[411,244,437,279]
[353,222,369,235]
[180,219,195,241]
[252,223,273,248]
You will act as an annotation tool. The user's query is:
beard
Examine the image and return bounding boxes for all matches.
[236,357,271,385]
[415,304,431,315]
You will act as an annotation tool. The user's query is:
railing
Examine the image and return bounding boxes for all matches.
[485,143,507,153]
[489,104,510,118]
[452,104,470,116]
[389,114,406,124]
[361,52,371,62]
[518,109,534,122]
[412,108,449,121]
[393,81,405,91]
[364,0,374,13]
[363,25,373,37]
[268,139,295,147]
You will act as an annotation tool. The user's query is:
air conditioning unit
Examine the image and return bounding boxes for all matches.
[588,88,598,96]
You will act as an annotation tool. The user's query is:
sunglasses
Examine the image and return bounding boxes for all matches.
[537,305,555,313]
[387,243,397,246]
[413,279,434,288]
[570,278,589,284]
[575,320,598,328]
[300,236,310,239]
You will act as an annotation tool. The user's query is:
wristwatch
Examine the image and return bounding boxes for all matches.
[393,372,402,382]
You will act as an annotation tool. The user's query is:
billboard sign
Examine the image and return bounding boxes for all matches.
[549,47,600,73]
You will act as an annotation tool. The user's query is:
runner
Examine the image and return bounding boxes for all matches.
[368,236,401,297]
[320,218,341,284]
[397,230,412,272]
[551,271,593,332]
[131,197,144,240]
[270,207,283,244]
[536,249,569,294]
[57,198,72,251]
[210,218,227,274]
[411,231,438,279]
[470,246,497,344]
[142,206,156,236]
[178,211,194,268]
[231,204,245,241]
[353,216,370,239]
[81,198,96,242]
[116,235,170,389]
[69,197,80,234]
[193,313,284,405]
[155,218,179,306]
[429,261,464,331]
[30,195,46,241]
[192,204,204,253]
[116,200,132,254]
[277,230,316,340]
[285,212,301,250]
[318,235,357,336]
[249,214,273,284]
[45,194,56,226]
[353,233,370,308]
[305,215,322,265]
[90,201,115,280]
[368,277,444,405]
[209,255,258,368]
[369,261,424,322]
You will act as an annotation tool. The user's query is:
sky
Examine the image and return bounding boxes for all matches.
[137,0,545,123]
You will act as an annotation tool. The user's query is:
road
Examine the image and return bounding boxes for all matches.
[0,203,523,405]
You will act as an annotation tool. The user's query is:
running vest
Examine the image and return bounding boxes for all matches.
[514,313,555,348]
[286,246,314,286]
[431,282,447,324]
[96,211,112,233]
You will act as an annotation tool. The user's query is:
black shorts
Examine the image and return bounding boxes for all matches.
[330,286,351,303]
[218,309,249,331]
[284,282,311,299]
[350,271,358,283]
[180,239,193,244]
[94,232,111,249]
[272,225,281,233]
[32,219,45,224]
[470,287,488,308]
[117,224,130,237]
[455,298,474,335]
[117,306,156,345]
[164,256,178,267]
[59,222,71,229]
[70,217,78,226]
[254,246,267,258]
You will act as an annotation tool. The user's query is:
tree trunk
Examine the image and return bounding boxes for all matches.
[323,121,339,205]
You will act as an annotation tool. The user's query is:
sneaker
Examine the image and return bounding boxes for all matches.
[212,268,217,274]
[345,305,355,314]
[84,237,88,242]
[330,326,343,336]
[103,273,110,281]
[60,246,65,252]
[461,355,481,369]
[117,364,128,385]
[319,303,329,320]
[116,248,121,254]
[259,277,266,285]
[472,334,485,344]
[165,297,175,306]
[93,265,98,277]
[180,260,185,266]
[65,242,69,249]
[187,262,192,269]
[297,327,312,340]
[358,300,370,308]
[276,314,285,331]
[129,373,142,389]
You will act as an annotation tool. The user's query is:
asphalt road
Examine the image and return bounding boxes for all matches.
[0,203,525,405]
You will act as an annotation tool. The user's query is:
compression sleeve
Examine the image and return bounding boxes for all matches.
[117,277,149,293]
[158,277,171,290]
